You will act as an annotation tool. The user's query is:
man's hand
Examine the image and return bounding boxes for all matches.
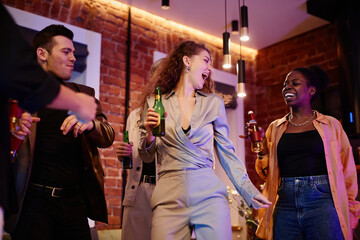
[47,86,97,123]
[12,112,40,139]
[60,114,94,137]
[71,92,97,123]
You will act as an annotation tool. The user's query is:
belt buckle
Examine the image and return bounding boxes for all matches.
[145,175,155,184]
[51,187,62,197]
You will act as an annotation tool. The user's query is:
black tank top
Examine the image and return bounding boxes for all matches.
[277,130,327,177]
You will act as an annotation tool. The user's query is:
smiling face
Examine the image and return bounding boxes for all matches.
[282,70,316,108]
[38,35,76,80]
[184,50,212,90]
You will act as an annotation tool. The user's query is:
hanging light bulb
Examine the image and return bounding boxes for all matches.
[237,59,246,97]
[161,0,170,10]
[240,4,249,41]
[232,20,239,35]
[222,0,231,69]
[223,32,231,69]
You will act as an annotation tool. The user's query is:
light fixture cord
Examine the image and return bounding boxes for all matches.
[238,0,242,59]
[225,0,228,31]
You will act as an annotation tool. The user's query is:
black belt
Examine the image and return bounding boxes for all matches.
[29,183,80,198]
[140,175,156,184]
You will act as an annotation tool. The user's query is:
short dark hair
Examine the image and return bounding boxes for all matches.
[292,65,330,102]
[32,24,74,54]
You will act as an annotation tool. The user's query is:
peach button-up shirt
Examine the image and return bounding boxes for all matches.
[255,111,360,240]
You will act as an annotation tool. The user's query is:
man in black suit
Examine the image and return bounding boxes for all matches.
[6,24,115,240]
[0,4,98,237]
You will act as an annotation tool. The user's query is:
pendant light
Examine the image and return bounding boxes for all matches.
[232,20,239,35]
[240,0,249,41]
[161,0,169,10]
[223,0,231,69]
[237,59,246,97]
[237,0,246,97]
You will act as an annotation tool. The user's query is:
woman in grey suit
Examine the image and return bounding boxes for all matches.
[138,41,271,240]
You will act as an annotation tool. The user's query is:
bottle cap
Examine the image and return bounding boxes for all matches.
[248,110,256,121]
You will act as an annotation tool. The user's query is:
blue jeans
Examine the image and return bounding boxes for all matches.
[273,175,343,240]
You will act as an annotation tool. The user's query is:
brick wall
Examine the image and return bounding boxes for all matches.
[5,0,339,230]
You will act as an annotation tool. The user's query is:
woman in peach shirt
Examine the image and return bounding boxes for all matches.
[255,65,360,240]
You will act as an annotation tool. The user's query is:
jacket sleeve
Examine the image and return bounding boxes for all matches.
[213,96,260,207]
[0,4,60,113]
[85,89,114,148]
[337,121,360,228]
[255,124,272,181]
[138,99,157,163]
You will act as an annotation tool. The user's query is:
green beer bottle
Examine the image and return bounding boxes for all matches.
[152,86,165,136]
[121,130,132,169]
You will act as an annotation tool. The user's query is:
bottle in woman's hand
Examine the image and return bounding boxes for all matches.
[247,111,264,153]
[152,86,165,136]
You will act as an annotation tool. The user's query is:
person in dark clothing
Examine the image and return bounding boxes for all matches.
[6,24,115,240]
[0,4,97,237]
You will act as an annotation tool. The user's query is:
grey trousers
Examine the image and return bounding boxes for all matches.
[151,168,231,240]
[121,182,155,240]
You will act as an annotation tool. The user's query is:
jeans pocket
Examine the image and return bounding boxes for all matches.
[313,182,331,194]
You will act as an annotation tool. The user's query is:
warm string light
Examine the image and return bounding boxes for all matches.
[222,0,231,69]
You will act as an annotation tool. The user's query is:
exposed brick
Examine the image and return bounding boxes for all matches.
[108,85,121,95]
[103,75,122,86]
[41,1,51,17]
[108,197,121,206]
[110,105,122,115]
[104,158,118,168]
[113,206,121,216]
[107,114,123,123]
[104,177,117,187]
[107,168,120,177]
[105,187,122,197]
[108,215,121,225]
[59,7,69,22]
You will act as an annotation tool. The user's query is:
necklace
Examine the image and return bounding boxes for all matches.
[288,111,315,127]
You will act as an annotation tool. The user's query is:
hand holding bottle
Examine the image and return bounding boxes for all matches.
[239,110,265,153]
[117,130,133,169]
[9,100,40,161]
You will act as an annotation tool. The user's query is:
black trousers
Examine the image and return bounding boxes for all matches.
[11,189,91,240]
